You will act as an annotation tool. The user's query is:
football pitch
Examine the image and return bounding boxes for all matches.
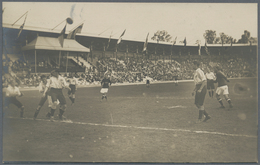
[2,78,258,163]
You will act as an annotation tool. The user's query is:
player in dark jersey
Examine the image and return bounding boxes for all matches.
[100,74,111,101]
[214,66,233,109]
[68,73,77,105]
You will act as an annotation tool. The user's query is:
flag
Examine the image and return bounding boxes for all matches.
[17,13,28,39]
[117,29,126,44]
[58,24,67,47]
[142,33,149,52]
[183,37,186,47]
[106,31,112,49]
[172,36,177,46]
[67,23,83,39]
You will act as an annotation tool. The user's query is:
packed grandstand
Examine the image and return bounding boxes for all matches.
[2,48,257,88]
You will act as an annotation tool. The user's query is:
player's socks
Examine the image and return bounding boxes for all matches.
[34,110,40,119]
[69,97,73,102]
[46,112,51,118]
[20,106,24,118]
[211,91,214,98]
[203,110,209,118]
[198,110,203,120]
[105,96,107,100]
[203,110,211,122]
[227,99,233,108]
[72,98,75,103]
[218,99,224,107]
[50,108,55,116]
[209,91,212,97]
[59,109,65,120]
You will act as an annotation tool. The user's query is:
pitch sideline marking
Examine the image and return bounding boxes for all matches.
[7,117,257,138]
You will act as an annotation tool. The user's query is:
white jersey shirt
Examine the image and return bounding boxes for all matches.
[69,77,77,85]
[46,75,67,89]
[194,68,206,85]
[6,85,21,97]
[205,72,216,80]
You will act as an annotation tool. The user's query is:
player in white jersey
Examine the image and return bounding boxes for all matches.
[43,70,70,121]
[68,73,77,105]
[33,75,59,120]
[205,67,216,98]
[4,80,24,118]
[192,61,211,123]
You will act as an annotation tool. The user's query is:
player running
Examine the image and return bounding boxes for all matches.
[192,61,211,123]
[4,80,25,118]
[33,75,59,120]
[68,73,77,105]
[213,66,233,109]
[100,74,111,101]
[205,67,216,98]
[43,70,71,121]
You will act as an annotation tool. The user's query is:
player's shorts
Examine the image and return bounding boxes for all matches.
[207,79,215,90]
[50,88,66,105]
[216,85,229,95]
[38,93,59,107]
[146,80,150,84]
[68,84,76,95]
[4,96,23,108]
[100,88,108,94]
[194,84,207,106]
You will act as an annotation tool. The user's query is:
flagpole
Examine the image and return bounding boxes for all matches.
[66,52,69,74]
[12,11,28,26]
[35,50,37,74]
[103,43,106,59]
[115,45,118,73]
[59,51,61,68]
[171,46,172,63]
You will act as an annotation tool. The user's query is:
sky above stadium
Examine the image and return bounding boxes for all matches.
[2,2,258,45]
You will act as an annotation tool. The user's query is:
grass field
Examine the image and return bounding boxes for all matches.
[2,78,258,163]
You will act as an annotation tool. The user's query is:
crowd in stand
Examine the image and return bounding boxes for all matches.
[2,53,257,87]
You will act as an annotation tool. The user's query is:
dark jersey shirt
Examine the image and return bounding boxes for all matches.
[101,78,111,88]
[215,71,228,87]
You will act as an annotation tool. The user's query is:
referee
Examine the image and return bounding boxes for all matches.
[192,61,211,123]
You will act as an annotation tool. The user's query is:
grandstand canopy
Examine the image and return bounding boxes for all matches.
[21,36,90,52]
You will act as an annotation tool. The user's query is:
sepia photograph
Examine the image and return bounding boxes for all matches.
[1,2,258,163]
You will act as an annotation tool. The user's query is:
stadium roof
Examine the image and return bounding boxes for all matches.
[21,36,90,52]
